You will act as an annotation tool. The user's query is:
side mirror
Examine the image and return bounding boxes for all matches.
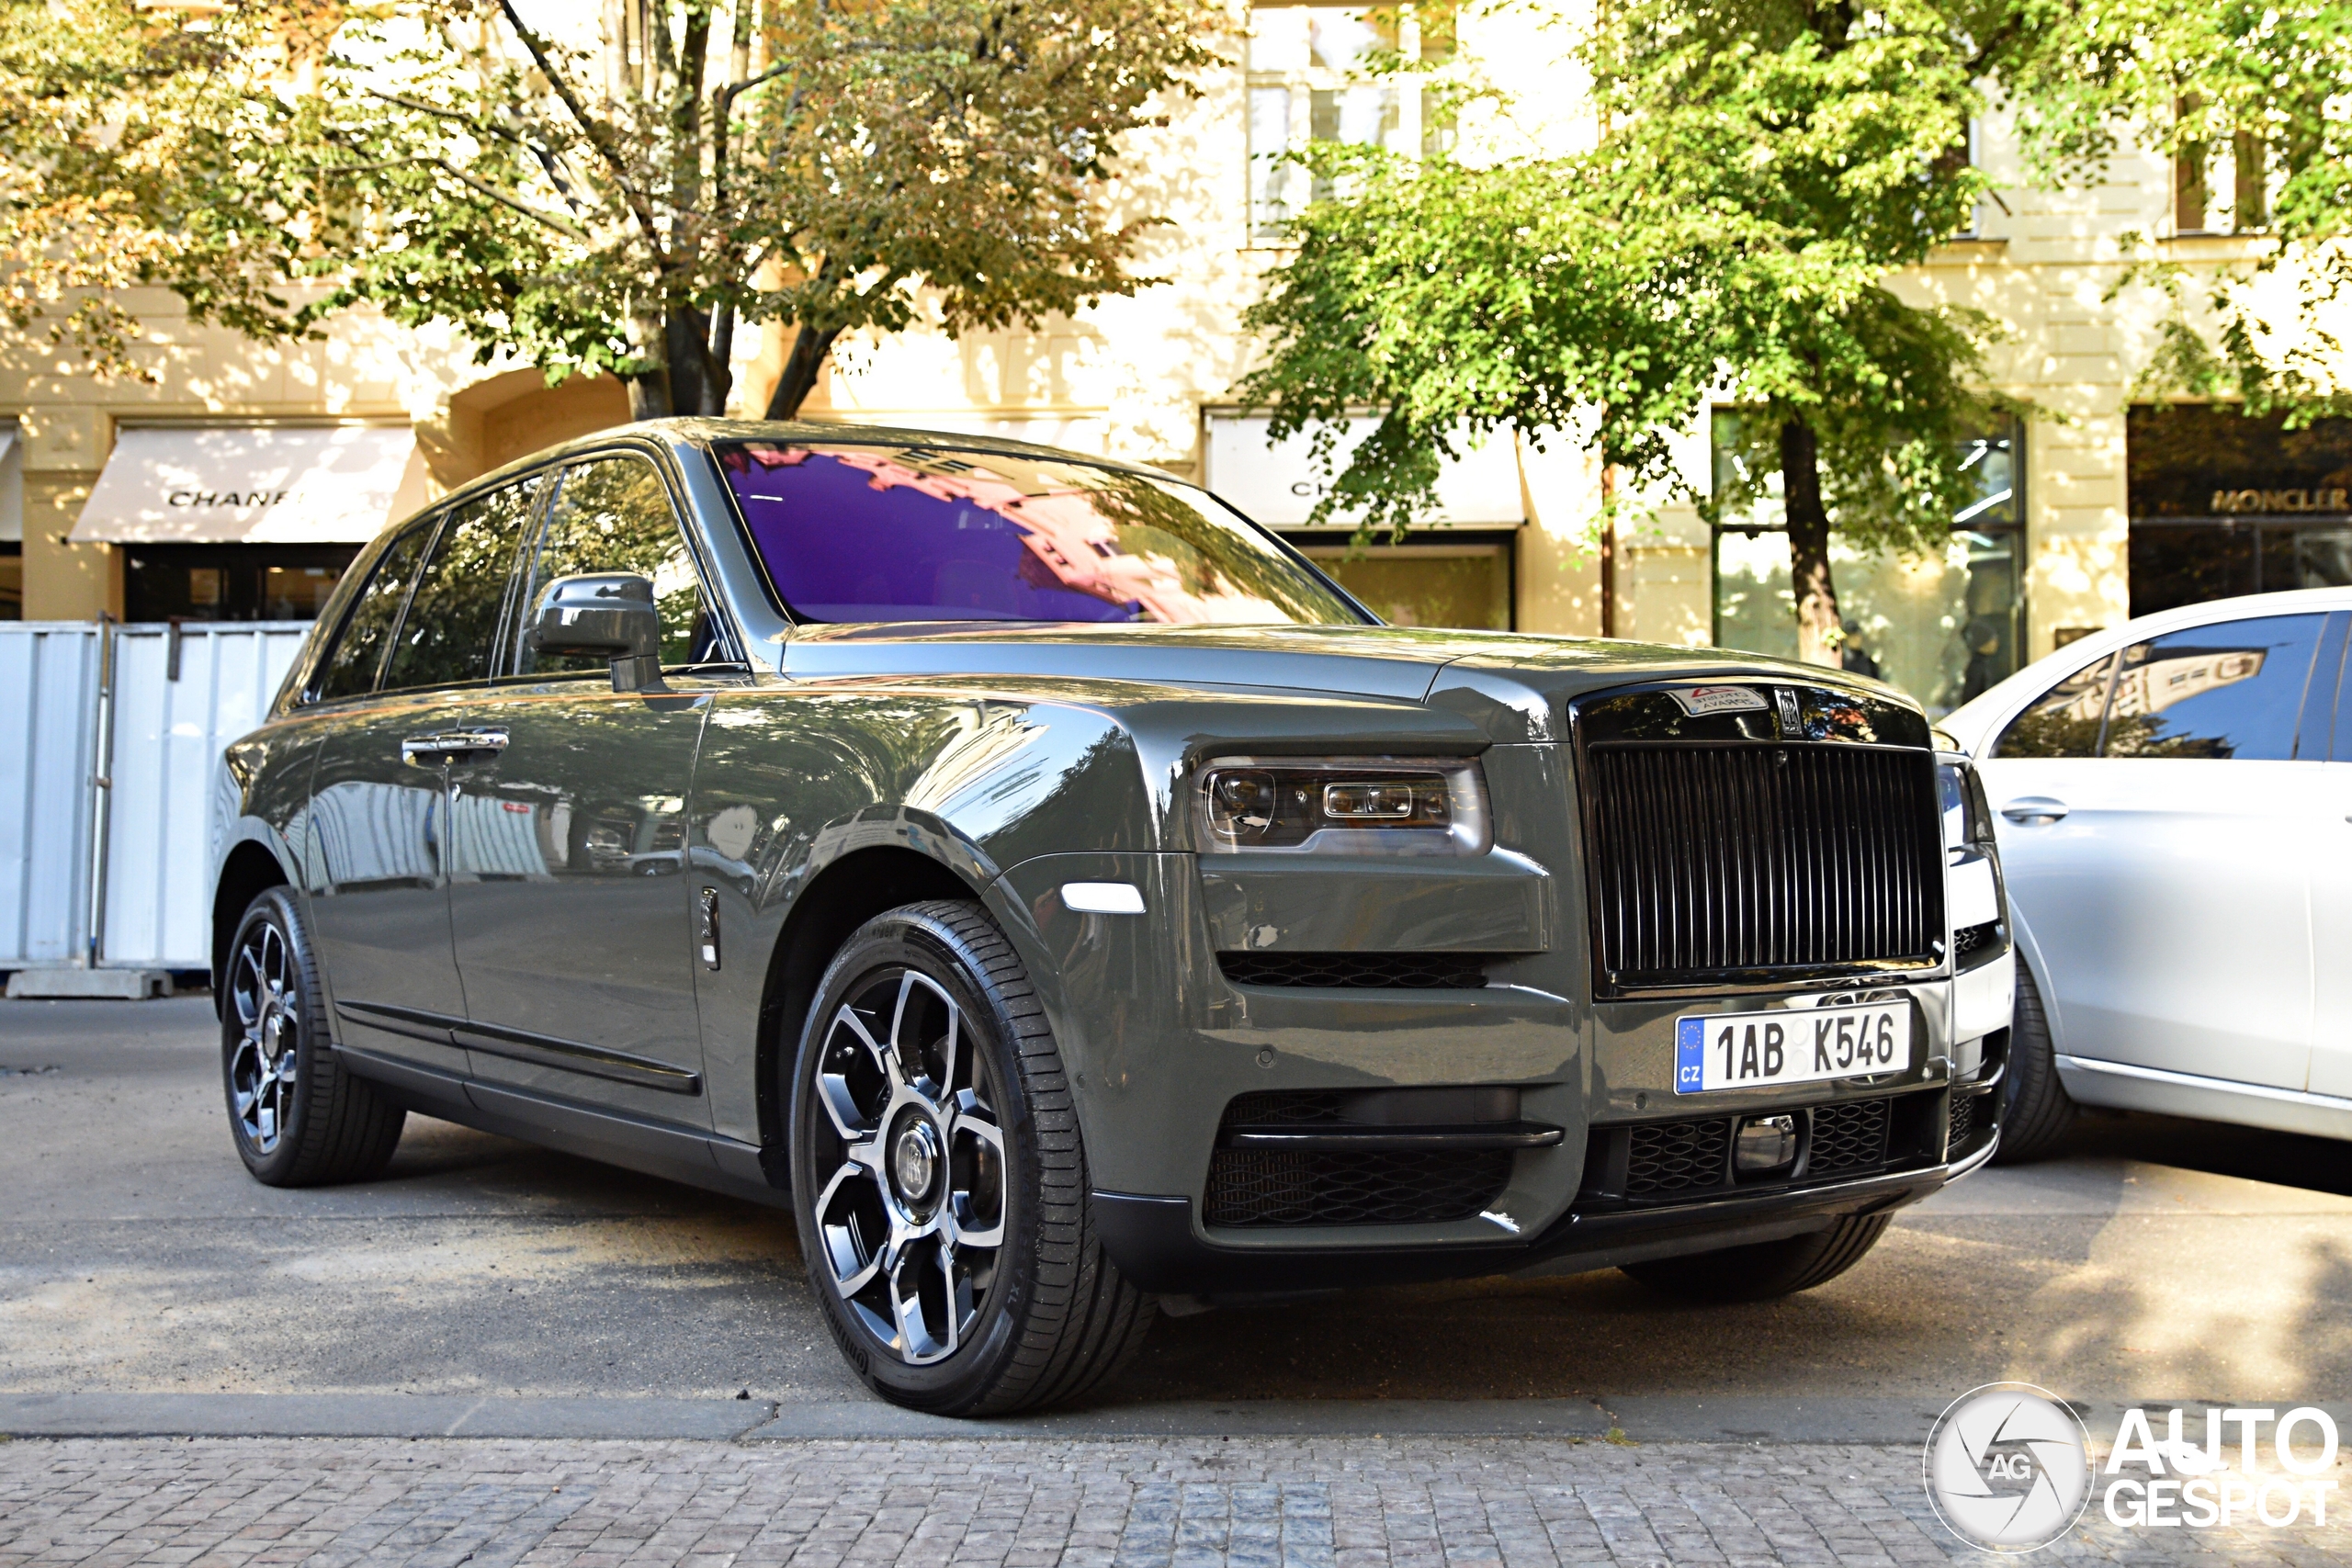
[526,573,667,693]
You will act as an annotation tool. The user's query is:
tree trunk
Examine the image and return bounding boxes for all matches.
[765,323,843,420]
[625,304,733,420]
[626,368,674,420]
[1780,416,1841,668]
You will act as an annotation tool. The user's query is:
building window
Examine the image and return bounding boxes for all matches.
[124,544,359,622]
[1709,414,2025,716]
[2126,403,2352,617]
[0,422,18,621]
[1289,534,1514,629]
[2175,132,2272,236]
[1246,4,1452,242]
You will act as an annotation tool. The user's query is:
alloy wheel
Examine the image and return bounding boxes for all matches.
[228,919,299,1155]
[808,967,1009,1364]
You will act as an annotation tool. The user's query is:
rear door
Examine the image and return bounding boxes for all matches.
[443,451,731,1124]
[1984,610,2332,1090]
[302,513,479,1074]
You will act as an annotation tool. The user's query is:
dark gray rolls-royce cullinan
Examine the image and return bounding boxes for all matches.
[209,420,2016,1414]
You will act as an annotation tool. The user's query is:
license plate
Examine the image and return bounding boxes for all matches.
[1674,1002,1911,1093]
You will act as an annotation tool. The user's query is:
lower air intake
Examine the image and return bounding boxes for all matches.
[1217,952,1492,989]
[1809,1098,1893,1176]
[1204,1148,1512,1227]
[1624,1118,1732,1196]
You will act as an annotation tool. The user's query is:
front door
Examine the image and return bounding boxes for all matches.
[2306,624,2352,1100]
[303,514,476,1075]
[446,452,732,1126]
[1984,610,2332,1091]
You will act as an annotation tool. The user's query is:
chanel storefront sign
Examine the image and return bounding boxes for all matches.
[72,424,423,544]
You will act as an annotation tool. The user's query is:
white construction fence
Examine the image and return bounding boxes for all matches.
[1,620,309,989]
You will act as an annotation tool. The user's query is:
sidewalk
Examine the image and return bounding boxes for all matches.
[3,1433,2343,1568]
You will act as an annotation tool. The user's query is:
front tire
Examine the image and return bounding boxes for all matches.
[1620,1213,1892,1303]
[221,886,405,1186]
[1990,962,2075,1164]
[789,899,1154,1415]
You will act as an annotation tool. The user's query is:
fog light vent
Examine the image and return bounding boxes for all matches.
[1735,1113,1798,1174]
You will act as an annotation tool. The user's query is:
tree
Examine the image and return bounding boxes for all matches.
[1248,0,2352,664]
[0,0,1217,419]
[1241,0,2023,665]
[2005,0,2352,422]
[0,1,304,381]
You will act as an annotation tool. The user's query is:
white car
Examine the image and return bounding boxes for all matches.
[1941,586,2352,1159]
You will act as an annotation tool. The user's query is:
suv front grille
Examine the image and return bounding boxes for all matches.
[1581,743,1944,989]
[1217,951,1492,989]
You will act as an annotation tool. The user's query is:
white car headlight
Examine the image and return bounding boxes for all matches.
[1196,756,1490,857]
[1936,754,1996,861]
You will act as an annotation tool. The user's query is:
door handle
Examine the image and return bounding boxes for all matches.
[2001,795,2069,824]
[401,729,510,765]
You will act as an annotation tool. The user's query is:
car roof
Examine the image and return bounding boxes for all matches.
[1940,584,2352,752]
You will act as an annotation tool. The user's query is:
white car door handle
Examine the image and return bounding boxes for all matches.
[2001,796,2070,824]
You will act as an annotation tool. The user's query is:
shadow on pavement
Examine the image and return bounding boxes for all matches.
[2048,1108,2352,1196]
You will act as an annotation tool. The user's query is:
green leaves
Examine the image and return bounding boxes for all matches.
[1238,0,2008,554]
[0,0,1220,414]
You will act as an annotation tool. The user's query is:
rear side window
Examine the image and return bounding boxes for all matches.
[515,455,714,673]
[2104,614,2325,761]
[311,523,433,703]
[380,480,539,693]
[1994,654,2116,758]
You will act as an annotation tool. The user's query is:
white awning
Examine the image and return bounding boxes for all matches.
[1203,413,1526,528]
[72,424,428,545]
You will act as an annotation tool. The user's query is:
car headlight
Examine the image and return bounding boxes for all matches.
[1935,754,1996,861]
[1196,756,1491,857]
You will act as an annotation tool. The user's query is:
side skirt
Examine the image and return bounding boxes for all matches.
[2057,1054,2352,1142]
[334,1043,790,1210]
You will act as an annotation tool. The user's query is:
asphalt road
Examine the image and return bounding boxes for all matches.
[5,995,2348,1419]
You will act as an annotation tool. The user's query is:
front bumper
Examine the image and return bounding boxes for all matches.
[1092,1131,1997,1295]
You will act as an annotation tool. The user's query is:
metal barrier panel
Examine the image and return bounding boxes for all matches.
[0,625,100,966]
[100,624,309,969]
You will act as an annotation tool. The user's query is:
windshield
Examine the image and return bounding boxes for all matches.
[714,441,1364,626]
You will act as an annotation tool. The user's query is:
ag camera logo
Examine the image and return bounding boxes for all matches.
[1924,1383,2092,1551]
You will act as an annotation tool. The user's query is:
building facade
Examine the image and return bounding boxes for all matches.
[6,3,2343,723]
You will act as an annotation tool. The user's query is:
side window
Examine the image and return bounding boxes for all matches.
[380,481,539,693]
[1995,654,2116,759]
[311,523,433,703]
[2104,614,2326,761]
[515,455,718,674]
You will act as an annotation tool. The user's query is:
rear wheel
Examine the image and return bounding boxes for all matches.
[1621,1213,1892,1303]
[221,886,405,1186]
[789,899,1154,1415]
[1991,963,2075,1165]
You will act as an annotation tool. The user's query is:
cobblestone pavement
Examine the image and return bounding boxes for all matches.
[3,1436,2347,1567]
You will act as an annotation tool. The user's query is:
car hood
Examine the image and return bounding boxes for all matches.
[780,622,1905,743]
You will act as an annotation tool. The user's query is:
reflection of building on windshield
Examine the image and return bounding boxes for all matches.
[740,444,1290,625]
[2111,648,2264,717]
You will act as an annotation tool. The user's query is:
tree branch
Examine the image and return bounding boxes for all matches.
[324,156,590,239]
[364,89,526,145]
[491,0,664,251]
